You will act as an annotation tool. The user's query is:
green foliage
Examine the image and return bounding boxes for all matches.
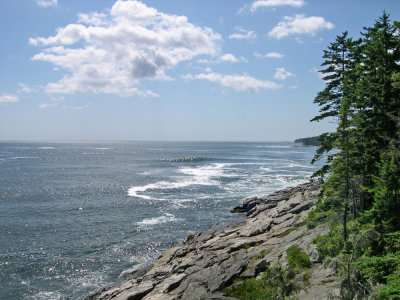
[286,246,311,269]
[307,11,400,299]
[225,12,400,299]
[305,194,342,228]
[223,266,300,300]
[294,136,321,146]
[356,254,400,283]
[313,224,344,260]
[366,146,400,230]
[306,209,329,229]
[383,232,400,253]
[376,273,400,299]
[240,243,250,250]
[257,249,271,259]
[223,277,274,300]
[239,242,261,250]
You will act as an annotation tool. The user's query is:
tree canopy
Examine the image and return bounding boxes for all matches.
[310,12,400,298]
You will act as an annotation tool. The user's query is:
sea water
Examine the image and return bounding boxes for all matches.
[0,141,319,299]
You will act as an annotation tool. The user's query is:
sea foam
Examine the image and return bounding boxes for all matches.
[128,163,232,200]
[137,213,182,226]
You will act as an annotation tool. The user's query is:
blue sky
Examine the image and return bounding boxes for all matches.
[1,0,399,141]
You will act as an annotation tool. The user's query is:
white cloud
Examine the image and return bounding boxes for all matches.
[183,72,282,92]
[0,94,20,103]
[29,0,222,96]
[36,0,58,8]
[74,102,93,110]
[18,82,37,93]
[265,52,284,59]
[229,27,257,40]
[269,14,334,39]
[274,67,295,80]
[220,53,238,63]
[198,53,246,64]
[38,102,57,109]
[77,12,108,26]
[250,0,305,11]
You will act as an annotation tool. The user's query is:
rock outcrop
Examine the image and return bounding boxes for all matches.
[86,180,340,300]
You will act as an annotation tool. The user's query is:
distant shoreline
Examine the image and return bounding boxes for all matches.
[294,136,320,146]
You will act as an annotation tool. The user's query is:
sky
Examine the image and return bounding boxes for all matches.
[0,0,399,142]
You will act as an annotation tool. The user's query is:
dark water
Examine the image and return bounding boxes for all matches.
[0,141,319,299]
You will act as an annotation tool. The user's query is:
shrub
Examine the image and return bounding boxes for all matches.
[313,224,344,260]
[286,245,311,269]
[223,266,299,299]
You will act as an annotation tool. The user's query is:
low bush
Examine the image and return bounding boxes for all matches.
[286,245,311,269]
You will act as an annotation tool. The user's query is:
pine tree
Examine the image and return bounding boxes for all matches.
[368,146,400,231]
[311,32,360,179]
[311,32,360,240]
[353,12,400,209]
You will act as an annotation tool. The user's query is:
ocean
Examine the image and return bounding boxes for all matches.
[0,141,319,299]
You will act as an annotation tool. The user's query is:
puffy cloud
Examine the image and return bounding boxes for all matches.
[250,0,305,11]
[229,27,257,40]
[274,67,295,80]
[183,72,282,92]
[254,52,284,59]
[77,12,108,26]
[265,52,284,59]
[220,54,239,63]
[29,0,222,96]
[269,14,334,39]
[36,0,57,8]
[0,94,20,103]
[198,53,245,64]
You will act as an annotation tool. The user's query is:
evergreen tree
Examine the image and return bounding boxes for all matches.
[368,146,400,231]
[311,32,360,239]
[311,32,360,179]
[353,12,400,210]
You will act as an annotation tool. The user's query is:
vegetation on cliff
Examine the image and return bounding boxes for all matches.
[223,12,400,300]
[294,136,321,146]
[309,12,400,299]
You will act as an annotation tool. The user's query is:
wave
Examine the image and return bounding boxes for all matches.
[38,147,55,150]
[164,157,210,163]
[137,213,183,226]
[260,167,272,172]
[128,163,233,199]
[179,163,227,178]
[287,163,314,169]
[128,182,170,200]
[256,145,291,149]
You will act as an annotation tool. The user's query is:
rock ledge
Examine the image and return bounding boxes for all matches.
[85,180,339,300]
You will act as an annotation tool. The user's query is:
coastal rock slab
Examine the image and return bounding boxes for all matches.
[85,180,340,300]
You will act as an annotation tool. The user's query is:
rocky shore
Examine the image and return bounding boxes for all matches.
[86,181,340,299]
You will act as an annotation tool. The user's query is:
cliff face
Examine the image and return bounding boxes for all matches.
[86,181,340,300]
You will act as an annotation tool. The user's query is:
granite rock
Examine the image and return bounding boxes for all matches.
[85,180,339,300]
